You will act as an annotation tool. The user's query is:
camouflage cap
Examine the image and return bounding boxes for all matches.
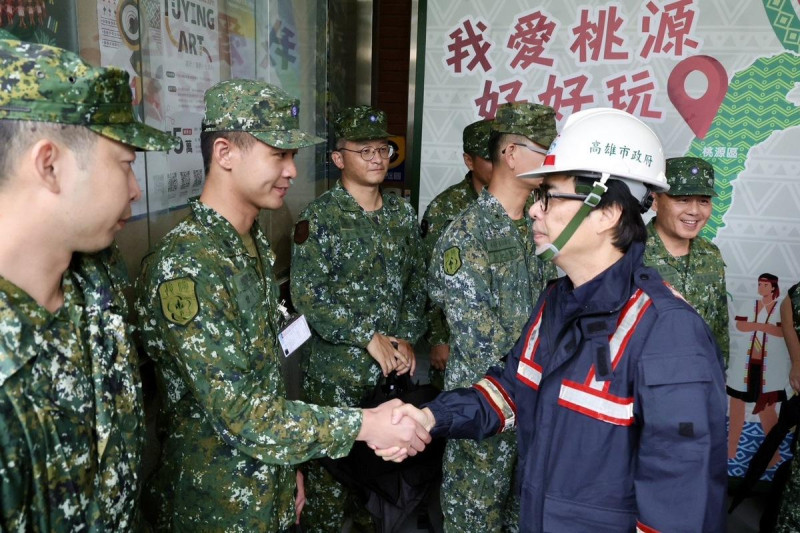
[0,37,176,151]
[463,119,493,159]
[665,156,717,197]
[334,105,391,141]
[492,102,557,149]
[202,79,324,149]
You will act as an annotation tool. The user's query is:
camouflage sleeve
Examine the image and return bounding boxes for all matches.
[429,219,517,365]
[290,212,375,348]
[425,303,450,347]
[422,201,451,346]
[421,199,450,262]
[139,257,363,464]
[791,283,800,339]
[394,206,428,343]
[709,255,730,365]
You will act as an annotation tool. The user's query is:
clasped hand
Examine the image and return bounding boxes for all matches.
[366,333,416,376]
[358,398,436,463]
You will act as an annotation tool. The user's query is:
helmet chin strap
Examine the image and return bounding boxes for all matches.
[536,173,611,262]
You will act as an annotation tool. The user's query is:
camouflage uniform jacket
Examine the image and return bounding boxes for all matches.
[643,219,730,363]
[776,282,800,532]
[291,180,427,403]
[791,282,800,339]
[429,188,554,390]
[421,172,479,346]
[0,247,144,532]
[136,199,362,532]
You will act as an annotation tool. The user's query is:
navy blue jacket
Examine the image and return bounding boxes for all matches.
[427,242,727,532]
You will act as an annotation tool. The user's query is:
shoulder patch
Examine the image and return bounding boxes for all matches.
[443,246,462,276]
[158,277,199,326]
[420,219,429,238]
[294,220,310,244]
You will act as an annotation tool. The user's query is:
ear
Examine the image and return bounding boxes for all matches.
[30,138,63,194]
[650,193,660,213]
[463,153,475,172]
[212,137,235,171]
[501,142,517,171]
[331,150,345,170]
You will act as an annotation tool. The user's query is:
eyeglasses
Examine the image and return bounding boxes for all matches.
[533,189,588,212]
[502,142,548,155]
[338,145,395,161]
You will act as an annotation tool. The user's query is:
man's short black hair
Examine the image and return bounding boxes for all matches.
[0,120,97,183]
[200,131,256,174]
[575,177,647,252]
[488,131,534,164]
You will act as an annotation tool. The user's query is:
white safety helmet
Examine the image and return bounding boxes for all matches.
[518,108,668,261]
[519,107,668,203]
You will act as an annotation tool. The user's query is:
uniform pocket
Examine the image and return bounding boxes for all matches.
[542,494,636,533]
[642,354,711,386]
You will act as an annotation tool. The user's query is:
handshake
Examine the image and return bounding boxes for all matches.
[356,398,438,462]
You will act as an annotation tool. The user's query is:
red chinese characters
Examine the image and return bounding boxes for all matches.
[569,5,629,63]
[605,69,663,119]
[474,79,526,120]
[640,0,700,59]
[445,17,494,74]
[507,10,556,70]
[538,74,596,120]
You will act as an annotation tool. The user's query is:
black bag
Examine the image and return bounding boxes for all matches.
[318,371,445,532]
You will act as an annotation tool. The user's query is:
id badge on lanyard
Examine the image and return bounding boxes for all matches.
[276,300,311,357]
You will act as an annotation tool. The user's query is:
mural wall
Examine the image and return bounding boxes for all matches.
[418,0,800,481]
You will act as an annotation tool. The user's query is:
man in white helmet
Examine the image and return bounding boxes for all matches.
[387,108,727,532]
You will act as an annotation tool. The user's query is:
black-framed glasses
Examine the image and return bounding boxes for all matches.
[502,142,548,155]
[338,145,395,161]
[533,189,588,212]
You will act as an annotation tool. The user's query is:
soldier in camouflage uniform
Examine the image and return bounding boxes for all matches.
[291,105,427,531]
[136,83,430,532]
[421,119,493,389]
[0,36,175,530]
[776,282,800,532]
[643,156,729,364]
[428,102,557,532]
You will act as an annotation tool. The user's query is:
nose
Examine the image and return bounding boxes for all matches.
[129,171,142,203]
[529,199,543,219]
[284,158,298,179]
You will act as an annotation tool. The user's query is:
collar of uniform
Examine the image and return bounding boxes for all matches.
[645,218,671,260]
[464,171,480,200]
[559,241,643,317]
[332,179,402,213]
[478,187,523,230]
[0,275,72,386]
[189,197,260,257]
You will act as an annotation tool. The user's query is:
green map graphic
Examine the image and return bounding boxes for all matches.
[690,0,800,239]
[689,52,800,240]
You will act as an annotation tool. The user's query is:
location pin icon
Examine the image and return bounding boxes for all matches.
[668,55,729,139]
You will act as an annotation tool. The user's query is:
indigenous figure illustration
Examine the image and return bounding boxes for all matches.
[728,273,791,465]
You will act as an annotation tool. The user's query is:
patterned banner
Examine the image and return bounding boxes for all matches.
[420,0,800,481]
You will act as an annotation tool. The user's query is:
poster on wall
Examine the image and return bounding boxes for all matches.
[419,0,800,483]
[220,0,256,79]
[0,0,78,49]
[97,0,151,217]
[135,0,220,213]
[258,0,301,90]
